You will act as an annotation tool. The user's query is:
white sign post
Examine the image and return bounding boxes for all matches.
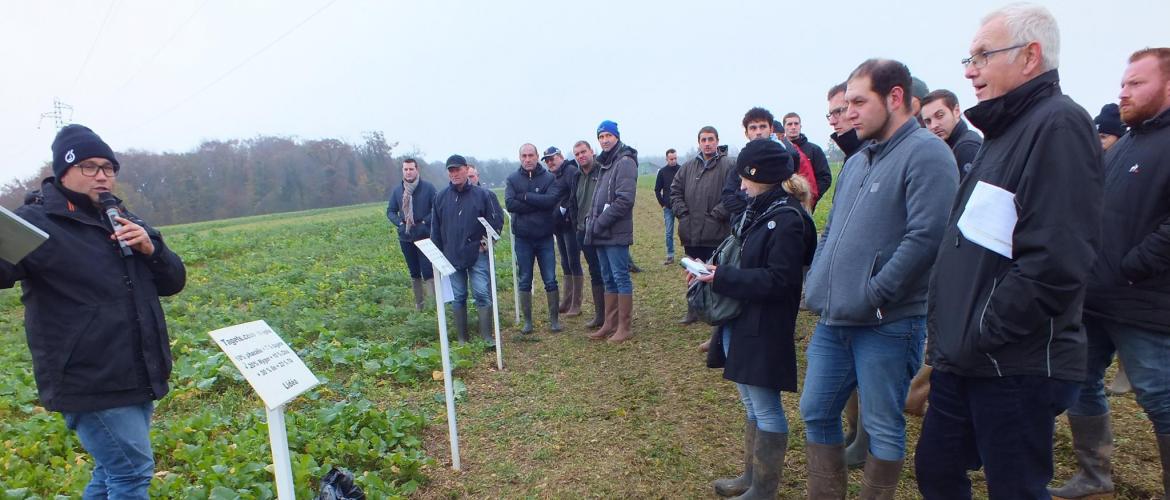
[504,211,520,325]
[209,320,321,500]
[477,217,504,371]
[412,238,462,471]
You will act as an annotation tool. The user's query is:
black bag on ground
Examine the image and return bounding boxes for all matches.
[316,467,365,500]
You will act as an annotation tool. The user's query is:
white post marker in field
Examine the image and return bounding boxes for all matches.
[504,211,520,325]
[412,238,462,471]
[209,320,321,500]
[477,217,504,370]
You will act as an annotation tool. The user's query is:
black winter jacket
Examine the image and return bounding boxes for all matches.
[711,190,816,391]
[505,165,562,240]
[0,180,186,412]
[945,119,983,177]
[1085,107,1170,333]
[553,160,580,232]
[927,71,1102,381]
[386,179,437,242]
[585,143,638,246]
[431,183,503,270]
[654,164,679,208]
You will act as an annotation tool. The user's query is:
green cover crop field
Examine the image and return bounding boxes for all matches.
[1,178,1164,498]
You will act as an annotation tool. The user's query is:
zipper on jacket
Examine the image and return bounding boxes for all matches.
[824,160,876,320]
[1046,318,1054,377]
[980,278,1003,376]
[869,252,882,321]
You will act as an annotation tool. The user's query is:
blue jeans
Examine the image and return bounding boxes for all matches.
[513,235,558,293]
[576,230,603,287]
[915,370,1078,500]
[399,240,434,280]
[450,252,491,308]
[799,316,925,460]
[1069,314,1170,433]
[595,245,633,294]
[555,229,583,275]
[62,402,155,499]
[663,208,675,258]
[724,326,788,433]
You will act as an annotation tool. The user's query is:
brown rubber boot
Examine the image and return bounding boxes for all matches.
[558,275,573,313]
[1050,414,1114,500]
[805,442,847,500]
[607,293,634,343]
[904,365,932,416]
[858,455,903,500]
[713,419,755,497]
[588,293,618,340]
[585,283,605,329]
[566,275,583,317]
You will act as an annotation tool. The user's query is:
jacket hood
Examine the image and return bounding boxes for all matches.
[831,129,863,157]
[1131,106,1170,134]
[965,69,1061,139]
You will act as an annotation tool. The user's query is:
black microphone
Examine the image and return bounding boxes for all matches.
[98,192,133,257]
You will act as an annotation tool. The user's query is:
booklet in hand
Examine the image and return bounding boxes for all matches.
[0,206,48,265]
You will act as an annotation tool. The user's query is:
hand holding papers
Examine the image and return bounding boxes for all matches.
[0,206,49,264]
[681,257,712,276]
[957,181,1017,259]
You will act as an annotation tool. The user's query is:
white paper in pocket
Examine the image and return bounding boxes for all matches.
[957,181,1017,259]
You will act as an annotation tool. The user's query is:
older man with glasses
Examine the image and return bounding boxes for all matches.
[916,4,1104,498]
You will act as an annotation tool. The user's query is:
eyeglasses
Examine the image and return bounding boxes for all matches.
[825,106,848,120]
[76,162,118,177]
[961,43,1027,69]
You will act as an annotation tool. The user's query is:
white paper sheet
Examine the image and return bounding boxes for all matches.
[957,181,1017,259]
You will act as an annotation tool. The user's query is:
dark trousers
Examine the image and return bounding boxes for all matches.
[576,229,603,286]
[684,245,717,263]
[399,240,433,280]
[915,369,1078,500]
[555,228,583,275]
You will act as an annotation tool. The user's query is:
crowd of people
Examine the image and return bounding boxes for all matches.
[1,1,1168,498]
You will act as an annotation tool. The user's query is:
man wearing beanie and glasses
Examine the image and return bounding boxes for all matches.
[0,124,187,498]
[585,120,639,343]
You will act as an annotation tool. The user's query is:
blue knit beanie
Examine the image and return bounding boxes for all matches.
[596,120,620,139]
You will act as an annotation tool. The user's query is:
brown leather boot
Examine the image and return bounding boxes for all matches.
[607,293,634,343]
[565,275,583,317]
[558,275,573,313]
[588,293,618,340]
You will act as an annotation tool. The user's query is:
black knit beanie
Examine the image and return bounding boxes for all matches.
[51,124,119,179]
[1094,104,1127,138]
[737,139,793,184]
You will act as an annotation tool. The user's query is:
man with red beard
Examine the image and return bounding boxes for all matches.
[1050,47,1170,500]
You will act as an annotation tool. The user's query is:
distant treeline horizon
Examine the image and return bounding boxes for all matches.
[0,130,849,226]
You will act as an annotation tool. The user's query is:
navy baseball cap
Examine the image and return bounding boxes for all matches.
[541,146,562,160]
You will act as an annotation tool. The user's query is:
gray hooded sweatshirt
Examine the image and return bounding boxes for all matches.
[804,118,958,326]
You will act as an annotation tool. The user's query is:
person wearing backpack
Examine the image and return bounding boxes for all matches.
[693,138,816,498]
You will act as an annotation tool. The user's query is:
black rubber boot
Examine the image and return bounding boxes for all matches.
[411,278,425,311]
[478,308,495,348]
[453,304,469,343]
[713,419,755,497]
[858,454,903,500]
[585,284,605,329]
[731,430,787,499]
[1050,414,1114,499]
[546,290,562,332]
[519,291,533,334]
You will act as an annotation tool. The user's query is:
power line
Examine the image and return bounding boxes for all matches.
[109,0,211,100]
[69,0,119,95]
[124,0,340,135]
[38,98,73,130]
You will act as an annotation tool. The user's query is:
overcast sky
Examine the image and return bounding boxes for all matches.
[1,0,1165,183]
